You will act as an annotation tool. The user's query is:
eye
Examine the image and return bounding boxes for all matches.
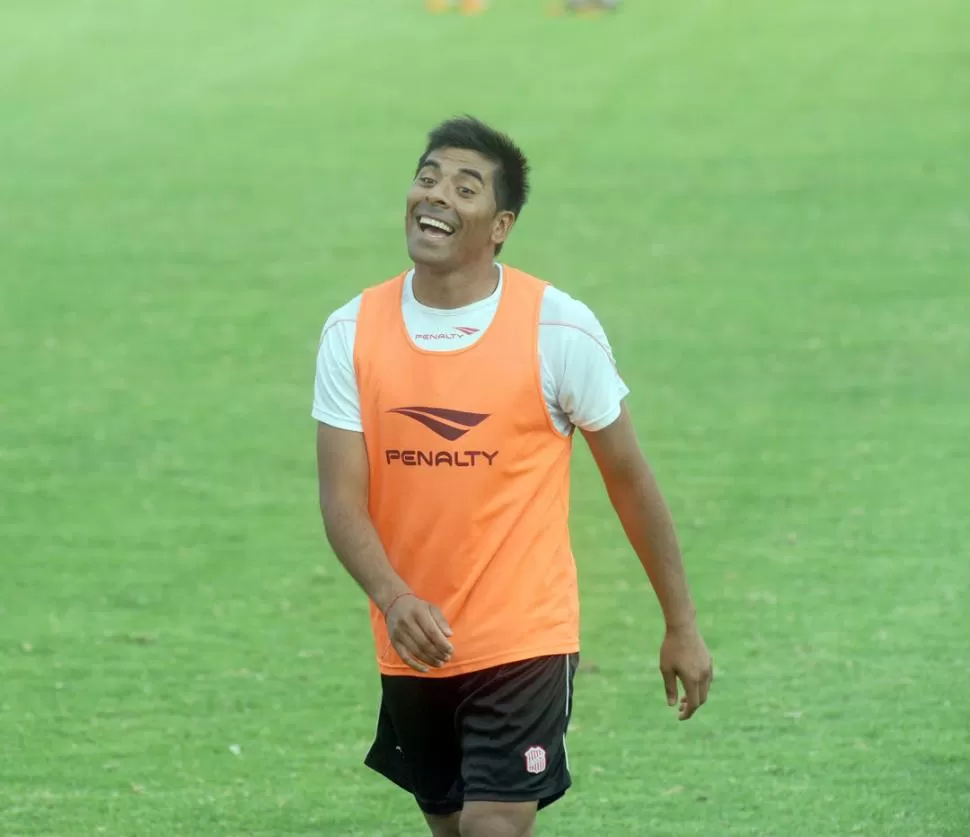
[458,186,475,197]
[418,176,436,186]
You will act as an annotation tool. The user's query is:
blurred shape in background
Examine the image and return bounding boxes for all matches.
[425,0,620,17]
[546,0,621,15]
[426,0,487,14]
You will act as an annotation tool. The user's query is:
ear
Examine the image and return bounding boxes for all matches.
[491,211,516,248]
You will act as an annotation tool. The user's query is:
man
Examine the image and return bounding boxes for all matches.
[313,116,713,837]
[555,0,620,13]
[426,0,486,13]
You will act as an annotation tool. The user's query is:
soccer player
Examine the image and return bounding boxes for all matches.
[426,0,487,13]
[562,0,620,12]
[313,116,713,837]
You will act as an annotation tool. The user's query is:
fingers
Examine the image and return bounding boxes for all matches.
[429,604,453,638]
[395,620,445,670]
[392,632,431,673]
[699,670,711,705]
[680,678,702,721]
[661,668,678,707]
[660,628,714,721]
[387,600,454,671]
[413,608,454,666]
[677,664,714,721]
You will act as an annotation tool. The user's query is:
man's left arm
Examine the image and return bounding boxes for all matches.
[548,297,713,720]
[582,407,713,720]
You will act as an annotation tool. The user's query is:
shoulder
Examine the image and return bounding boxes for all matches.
[539,285,616,362]
[540,284,602,326]
[535,284,629,432]
[319,271,408,338]
[313,296,365,431]
[503,266,608,333]
[319,293,362,343]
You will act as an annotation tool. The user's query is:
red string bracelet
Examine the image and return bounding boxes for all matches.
[383,591,416,619]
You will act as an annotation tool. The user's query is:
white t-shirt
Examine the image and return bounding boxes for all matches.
[312,265,630,436]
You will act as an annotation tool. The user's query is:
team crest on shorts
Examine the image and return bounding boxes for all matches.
[524,745,548,774]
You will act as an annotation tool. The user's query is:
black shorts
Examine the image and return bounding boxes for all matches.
[364,653,579,816]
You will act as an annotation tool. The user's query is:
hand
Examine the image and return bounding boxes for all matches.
[385,593,454,673]
[660,622,713,721]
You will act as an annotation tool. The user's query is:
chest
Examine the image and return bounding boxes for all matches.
[359,344,545,450]
[402,300,498,351]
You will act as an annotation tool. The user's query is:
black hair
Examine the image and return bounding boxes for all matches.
[417,115,530,255]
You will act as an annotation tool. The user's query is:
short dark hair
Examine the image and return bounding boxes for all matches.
[417,115,530,255]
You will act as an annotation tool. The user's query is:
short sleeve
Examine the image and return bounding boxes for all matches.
[311,299,363,432]
[540,289,630,433]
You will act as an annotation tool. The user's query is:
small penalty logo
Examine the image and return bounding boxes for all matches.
[385,406,497,468]
[413,326,481,342]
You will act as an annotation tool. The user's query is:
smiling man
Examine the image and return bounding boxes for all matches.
[312,116,713,837]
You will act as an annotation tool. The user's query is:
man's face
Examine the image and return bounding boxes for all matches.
[406,147,514,269]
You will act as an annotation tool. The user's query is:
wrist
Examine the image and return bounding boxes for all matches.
[664,606,697,631]
[375,583,413,615]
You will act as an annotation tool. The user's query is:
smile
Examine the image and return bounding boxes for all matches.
[417,216,456,237]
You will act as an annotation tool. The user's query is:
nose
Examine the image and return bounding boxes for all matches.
[426,179,452,208]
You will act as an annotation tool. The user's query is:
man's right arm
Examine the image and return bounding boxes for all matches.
[317,423,410,613]
[312,309,454,671]
[316,423,454,671]
[312,306,408,610]
[315,422,410,614]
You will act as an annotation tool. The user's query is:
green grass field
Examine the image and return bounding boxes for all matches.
[2,1,969,835]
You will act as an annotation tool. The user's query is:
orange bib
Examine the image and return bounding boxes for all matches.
[354,267,580,677]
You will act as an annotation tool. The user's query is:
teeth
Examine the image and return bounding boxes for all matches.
[420,216,454,234]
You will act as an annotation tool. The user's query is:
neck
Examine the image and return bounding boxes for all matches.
[411,259,500,310]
